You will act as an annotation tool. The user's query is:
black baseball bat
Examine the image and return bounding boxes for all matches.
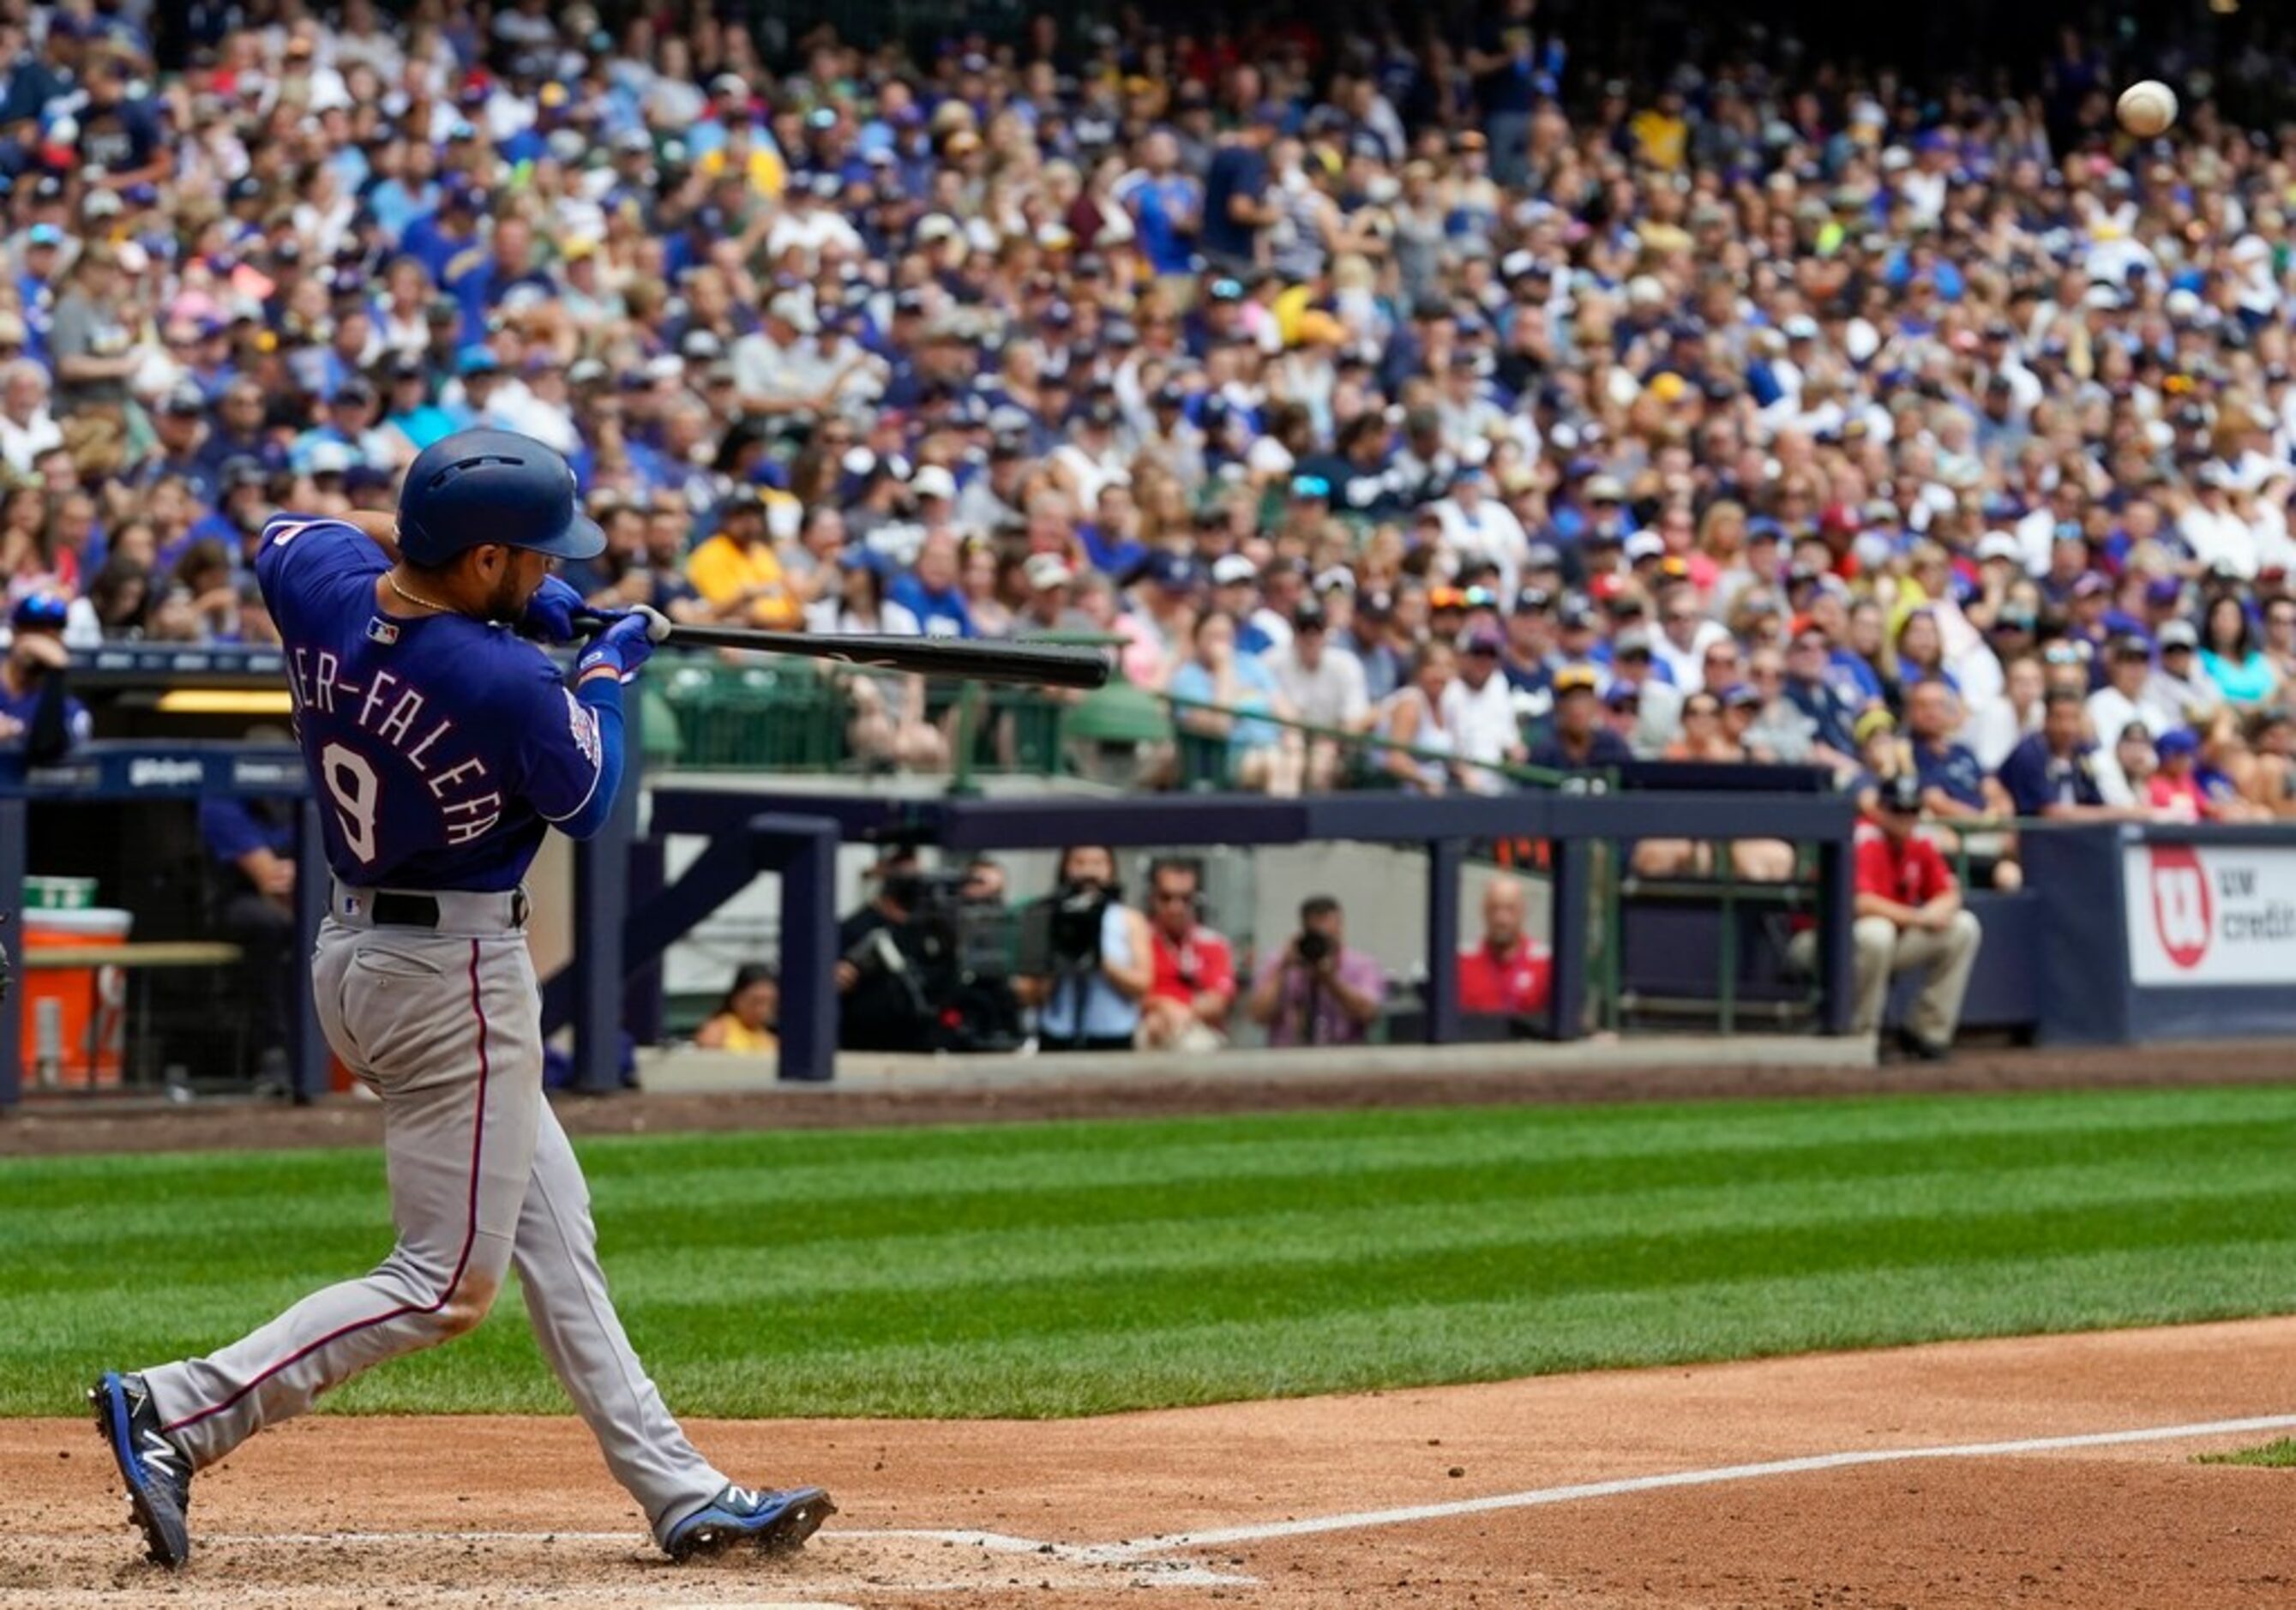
[574,613,1111,690]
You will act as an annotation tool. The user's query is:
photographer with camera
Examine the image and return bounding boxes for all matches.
[833,850,951,1054]
[1014,844,1152,1051]
[0,594,91,761]
[1247,895,1385,1048]
[1139,858,1236,1053]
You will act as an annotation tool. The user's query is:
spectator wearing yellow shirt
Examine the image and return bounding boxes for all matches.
[694,964,778,1054]
[1630,89,1689,171]
[685,488,805,629]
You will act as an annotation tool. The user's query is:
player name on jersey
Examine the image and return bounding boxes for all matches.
[286,646,501,844]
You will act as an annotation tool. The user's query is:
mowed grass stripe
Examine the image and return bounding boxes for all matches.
[9,1110,2290,1312]
[334,1238,2296,1418]
[9,1095,2289,1271]
[2,1086,2293,1417]
[5,1143,2286,1331]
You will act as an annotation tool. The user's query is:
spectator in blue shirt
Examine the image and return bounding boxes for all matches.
[1997,690,2138,820]
[1905,679,2022,890]
[1200,115,1278,271]
[1529,664,1636,770]
[1169,610,1302,793]
[1783,620,1863,770]
[0,594,89,761]
[888,532,976,638]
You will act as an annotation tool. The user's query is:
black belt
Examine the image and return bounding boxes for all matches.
[370,892,531,928]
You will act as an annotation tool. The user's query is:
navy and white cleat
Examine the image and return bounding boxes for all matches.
[89,1371,193,1569]
[663,1482,834,1561]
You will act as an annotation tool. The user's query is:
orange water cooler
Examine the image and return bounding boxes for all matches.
[19,907,132,1088]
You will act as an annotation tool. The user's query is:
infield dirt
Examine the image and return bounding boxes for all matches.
[5,1316,2292,1608]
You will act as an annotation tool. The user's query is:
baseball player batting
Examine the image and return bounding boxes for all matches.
[89,428,832,1568]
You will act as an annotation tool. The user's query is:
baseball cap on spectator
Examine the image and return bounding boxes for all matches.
[1289,473,1331,502]
[1463,626,1503,656]
[1584,475,1626,505]
[911,465,957,502]
[766,291,818,333]
[1023,554,1073,591]
[1524,543,1562,574]
[1975,532,2023,563]
[1512,586,1553,616]
[2108,634,2152,661]
[2156,727,2201,759]
[2145,578,2185,607]
[1720,682,1763,711]
[308,442,357,477]
[159,384,206,417]
[1211,555,1259,588]
[1623,532,1665,563]
[1552,664,1601,696]
[2160,620,2200,650]
[2071,573,2111,600]
[458,346,502,377]
[1603,682,1641,710]
[1294,599,1329,632]
[1147,551,1199,592]
[1614,626,1655,659]
[1854,707,1898,743]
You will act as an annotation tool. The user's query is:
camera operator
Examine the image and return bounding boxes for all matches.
[833,849,951,1053]
[1139,857,1236,1052]
[1247,894,1385,1048]
[945,856,1024,1050]
[0,594,91,761]
[1014,844,1152,1051]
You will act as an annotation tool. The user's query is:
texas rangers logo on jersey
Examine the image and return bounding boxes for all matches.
[562,688,601,770]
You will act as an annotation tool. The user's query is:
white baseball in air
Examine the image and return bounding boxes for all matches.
[2117,81,2178,138]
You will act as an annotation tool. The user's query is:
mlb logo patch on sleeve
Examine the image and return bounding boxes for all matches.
[367,617,401,646]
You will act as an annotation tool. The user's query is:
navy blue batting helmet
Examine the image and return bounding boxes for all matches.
[396,428,604,568]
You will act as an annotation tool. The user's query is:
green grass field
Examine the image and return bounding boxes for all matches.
[5,1084,2296,1420]
[2196,1438,2296,1468]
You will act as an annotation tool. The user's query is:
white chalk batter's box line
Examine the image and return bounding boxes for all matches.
[49,1413,2296,1593]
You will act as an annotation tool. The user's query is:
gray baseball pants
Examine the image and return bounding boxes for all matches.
[140,892,726,1543]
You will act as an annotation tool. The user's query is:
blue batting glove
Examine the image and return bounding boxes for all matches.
[576,606,670,683]
[522,575,593,643]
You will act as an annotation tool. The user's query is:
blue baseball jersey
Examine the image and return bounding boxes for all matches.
[254,514,606,892]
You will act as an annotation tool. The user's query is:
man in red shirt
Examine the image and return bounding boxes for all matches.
[1139,858,1237,1051]
[1458,874,1551,1018]
[1848,772,1984,1059]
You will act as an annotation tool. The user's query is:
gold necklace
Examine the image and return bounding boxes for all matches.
[385,573,455,615]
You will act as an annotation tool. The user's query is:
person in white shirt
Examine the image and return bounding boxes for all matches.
[2144,621,2221,731]
[1443,628,1528,792]
[1430,466,1529,597]
[1265,602,1371,790]
[0,359,62,476]
[764,174,864,273]
[1650,585,1733,692]
[2176,468,2259,580]
[2086,634,2174,803]
[1964,651,2046,772]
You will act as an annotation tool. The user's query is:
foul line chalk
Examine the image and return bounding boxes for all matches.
[1096,1411,2296,1557]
